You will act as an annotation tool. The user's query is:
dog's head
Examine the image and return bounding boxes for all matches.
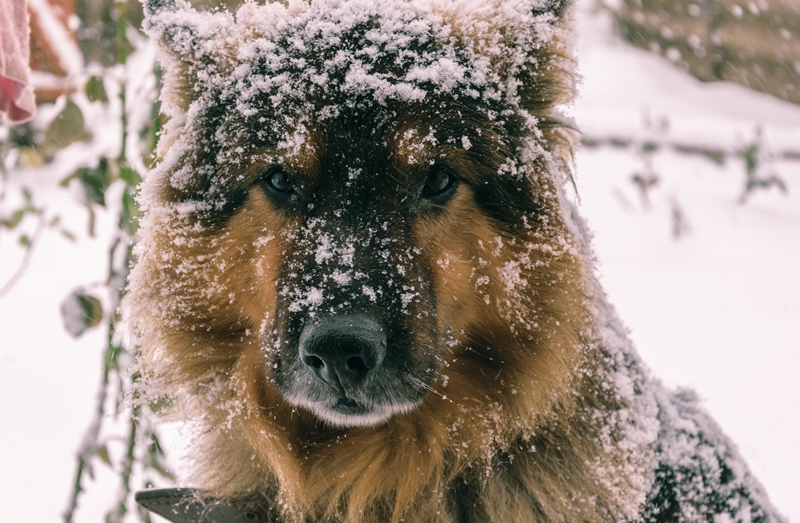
[129,0,582,434]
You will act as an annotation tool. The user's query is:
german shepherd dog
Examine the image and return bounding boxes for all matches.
[127,0,784,522]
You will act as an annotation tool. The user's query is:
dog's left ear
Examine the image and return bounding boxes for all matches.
[520,0,575,114]
[460,0,574,116]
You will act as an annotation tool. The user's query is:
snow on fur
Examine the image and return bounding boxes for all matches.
[125,1,786,522]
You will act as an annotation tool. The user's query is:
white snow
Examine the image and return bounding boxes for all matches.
[573,4,800,520]
[0,1,798,522]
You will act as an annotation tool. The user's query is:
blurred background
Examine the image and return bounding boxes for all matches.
[1,0,798,521]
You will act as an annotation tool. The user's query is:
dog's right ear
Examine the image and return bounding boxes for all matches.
[142,0,234,114]
[142,0,222,53]
[530,0,569,18]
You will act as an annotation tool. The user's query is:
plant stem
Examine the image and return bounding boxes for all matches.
[63,321,114,523]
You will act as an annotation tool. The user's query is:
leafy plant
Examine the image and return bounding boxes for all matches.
[739,127,787,204]
[630,110,669,210]
[1,0,171,521]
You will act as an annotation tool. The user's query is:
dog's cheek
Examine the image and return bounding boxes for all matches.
[414,188,501,337]
[223,193,289,336]
[225,193,314,402]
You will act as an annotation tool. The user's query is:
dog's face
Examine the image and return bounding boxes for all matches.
[131,0,578,433]
[260,105,463,426]
[258,93,550,426]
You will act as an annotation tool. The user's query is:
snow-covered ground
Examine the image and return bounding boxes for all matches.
[574,5,800,521]
[1,2,798,522]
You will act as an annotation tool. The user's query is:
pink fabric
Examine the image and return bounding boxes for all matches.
[1,0,36,124]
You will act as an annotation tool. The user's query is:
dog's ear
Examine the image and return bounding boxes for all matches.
[454,0,574,114]
[519,0,575,117]
[142,0,234,114]
[530,0,570,18]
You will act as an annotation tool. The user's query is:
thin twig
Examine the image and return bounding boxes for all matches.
[0,210,46,298]
[63,326,113,523]
[580,135,800,163]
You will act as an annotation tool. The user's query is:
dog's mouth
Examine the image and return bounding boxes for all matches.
[334,397,366,412]
[270,313,431,426]
[284,389,421,427]
[272,316,439,424]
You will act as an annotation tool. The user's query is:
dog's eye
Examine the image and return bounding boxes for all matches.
[423,166,457,198]
[262,167,293,193]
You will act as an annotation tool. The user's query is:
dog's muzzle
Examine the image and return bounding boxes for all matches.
[299,315,386,395]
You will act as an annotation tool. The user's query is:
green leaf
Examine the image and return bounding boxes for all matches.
[97,445,112,467]
[61,291,104,338]
[104,345,124,371]
[641,142,659,153]
[708,151,726,166]
[73,158,111,207]
[43,100,87,154]
[19,235,31,246]
[17,147,44,168]
[5,209,25,229]
[85,76,109,104]
[119,166,142,186]
[59,171,80,187]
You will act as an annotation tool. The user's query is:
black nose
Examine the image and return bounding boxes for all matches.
[299,315,387,391]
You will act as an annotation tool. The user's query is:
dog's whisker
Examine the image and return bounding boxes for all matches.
[407,376,452,403]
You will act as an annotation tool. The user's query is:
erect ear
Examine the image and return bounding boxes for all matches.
[519,0,575,117]
[449,0,575,165]
[142,0,235,114]
[453,0,575,110]
[530,0,570,18]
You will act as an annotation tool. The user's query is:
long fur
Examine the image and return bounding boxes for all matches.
[126,1,784,522]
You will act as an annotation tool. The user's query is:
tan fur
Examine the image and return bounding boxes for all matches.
[130,143,643,522]
[128,1,656,522]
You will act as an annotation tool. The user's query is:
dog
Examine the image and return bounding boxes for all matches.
[126,0,785,521]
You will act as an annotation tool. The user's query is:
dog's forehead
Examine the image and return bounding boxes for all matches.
[178,2,488,178]
[224,4,482,117]
[162,0,564,114]
[261,120,440,189]
[145,0,568,219]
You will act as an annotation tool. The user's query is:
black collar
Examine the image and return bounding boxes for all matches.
[135,488,278,523]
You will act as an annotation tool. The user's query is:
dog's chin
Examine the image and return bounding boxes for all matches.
[287,395,420,428]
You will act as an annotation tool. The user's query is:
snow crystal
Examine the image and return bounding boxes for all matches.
[253,234,275,247]
[288,286,324,313]
[331,269,352,286]
[305,287,324,307]
[400,291,417,309]
[340,244,355,267]
[361,285,377,302]
[314,234,334,264]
